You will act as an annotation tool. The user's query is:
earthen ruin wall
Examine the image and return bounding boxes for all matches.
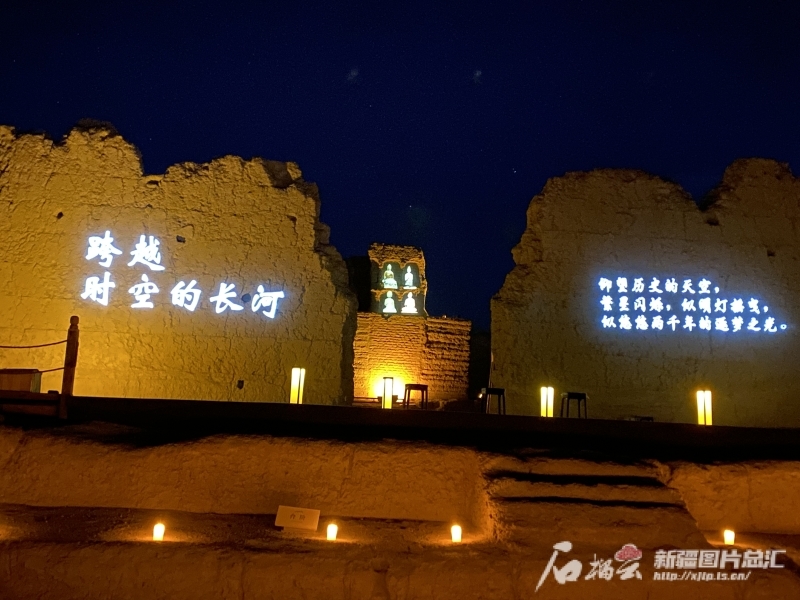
[0,125,356,403]
[492,160,800,426]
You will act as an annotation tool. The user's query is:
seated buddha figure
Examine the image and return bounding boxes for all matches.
[403,265,416,289]
[401,292,418,314]
[383,291,397,313]
[382,264,398,289]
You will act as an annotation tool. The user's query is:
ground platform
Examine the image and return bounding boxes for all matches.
[1,398,799,598]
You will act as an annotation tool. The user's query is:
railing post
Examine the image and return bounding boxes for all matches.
[60,315,80,418]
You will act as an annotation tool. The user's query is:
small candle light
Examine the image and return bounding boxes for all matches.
[326,523,338,541]
[723,529,735,545]
[153,523,165,542]
[451,524,462,543]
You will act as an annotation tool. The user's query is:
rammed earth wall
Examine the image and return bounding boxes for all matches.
[0,124,356,403]
[492,160,800,426]
[353,313,470,401]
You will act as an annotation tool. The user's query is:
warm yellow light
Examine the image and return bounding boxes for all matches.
[153,523,165,541]
[540,386,554,417]
[696,391,705,424]
[290,368,306,404]
[723,529,735,545]
[327,523,338,541]
[697,390,712,425]
[382,377,393,409]
[451,524,462,543]
[371,373,407,401]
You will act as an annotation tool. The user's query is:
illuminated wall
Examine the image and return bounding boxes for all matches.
[492,160,800,426]
[0,124,356,403]
[353,313,470,401]
[351,244,470,401]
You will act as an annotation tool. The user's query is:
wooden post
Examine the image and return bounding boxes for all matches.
[60,315,80,418]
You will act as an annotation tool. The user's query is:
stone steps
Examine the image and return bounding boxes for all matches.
[485,456,706,550]
[485,454,660,478]
[488,475,682,504]
[493,497,706,549]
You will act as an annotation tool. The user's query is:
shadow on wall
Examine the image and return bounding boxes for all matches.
[346,256,373,312]
[468,329,491,399]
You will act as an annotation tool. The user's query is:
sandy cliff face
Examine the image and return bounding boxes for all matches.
[0,124,356,403]
[492,161,800,426]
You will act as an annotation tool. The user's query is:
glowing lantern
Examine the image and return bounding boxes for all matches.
[451,524,462,543]
[382,377,394,409]
[290,368,306,404]
[327,523,338,541]
[153,523,165,541]
[540,386,554,418]
[696,390,712,425]
[723,529,735,545]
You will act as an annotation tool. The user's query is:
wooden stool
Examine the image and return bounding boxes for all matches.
[560,392,588,418]
[480,387,506,415]
[403,384,429,409]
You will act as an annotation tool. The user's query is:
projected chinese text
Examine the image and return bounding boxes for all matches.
[81,230,285,318]
[597,276,787,334]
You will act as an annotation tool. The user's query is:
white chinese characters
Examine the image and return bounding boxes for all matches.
[129,274,159,308]
[533,540,786,589]
[597,275,787,335]
[128,235,166,271]
[653,547,785,581]
[535,541,642,592]
[80,272,115,306]
[252,286,285,319]
[86,231,122,268]
[81,231,286,319]
[210,283,244,314]
[171,280,202,312]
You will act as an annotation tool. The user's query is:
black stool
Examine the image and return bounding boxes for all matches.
[480,387,506,415]
[560,392,588,418]
[403,384,429,409]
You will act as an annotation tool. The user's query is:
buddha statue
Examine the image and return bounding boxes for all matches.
[383,291,397,313]
[403,266,416,289]
[382,264,398,289]
[401,292,418,314]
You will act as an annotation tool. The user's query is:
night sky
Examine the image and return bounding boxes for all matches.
[2,1,799,328]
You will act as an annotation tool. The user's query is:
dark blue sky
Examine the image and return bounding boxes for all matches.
[2,1,799,328]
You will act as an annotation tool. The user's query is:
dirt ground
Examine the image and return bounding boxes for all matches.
[1,421,799,599]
